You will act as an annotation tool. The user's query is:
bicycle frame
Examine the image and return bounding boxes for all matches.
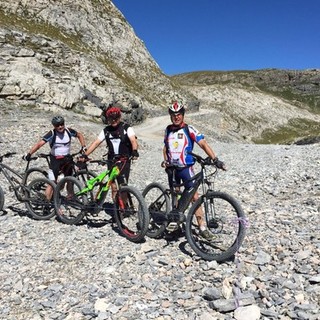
[77,165,120,200]
[0,153,33,202]
[168,168,207,214]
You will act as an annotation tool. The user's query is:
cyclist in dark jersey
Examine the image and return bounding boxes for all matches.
[162,102,226,240]
[84,104,139,199]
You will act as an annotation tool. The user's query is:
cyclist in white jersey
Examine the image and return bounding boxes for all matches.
[23,115,87,181]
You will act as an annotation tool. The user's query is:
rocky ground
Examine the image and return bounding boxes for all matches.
[0,102,319,320]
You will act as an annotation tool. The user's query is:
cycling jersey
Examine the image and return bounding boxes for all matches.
[42,128,78,157]
[97,122,135,158]
[164,123,204,167]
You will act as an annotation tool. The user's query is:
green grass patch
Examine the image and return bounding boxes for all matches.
[253,118,320,144]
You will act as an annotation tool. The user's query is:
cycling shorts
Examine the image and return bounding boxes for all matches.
[166,165,195,189]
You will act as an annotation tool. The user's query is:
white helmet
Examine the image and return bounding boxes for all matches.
[168,101,185,115]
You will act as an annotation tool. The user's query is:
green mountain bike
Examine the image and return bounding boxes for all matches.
[53,155,149,243]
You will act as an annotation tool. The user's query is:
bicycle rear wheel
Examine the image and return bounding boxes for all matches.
[142,182,170,238]
[53,176,87,225]
[0,185,4,211]
[23,167,48,186]
[114,185,149,243]
[25,178,56,220]
[185,191,247,262]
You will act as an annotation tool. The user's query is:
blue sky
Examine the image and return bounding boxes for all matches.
[112,0,320,75]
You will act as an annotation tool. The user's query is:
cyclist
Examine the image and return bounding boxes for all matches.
[23,116,87,197]
[83,103,139,199]
[162,101,226,240]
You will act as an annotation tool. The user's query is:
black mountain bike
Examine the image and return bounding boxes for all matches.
[143,152,247,262]
[0,152,56,219]
[53,155,149,243]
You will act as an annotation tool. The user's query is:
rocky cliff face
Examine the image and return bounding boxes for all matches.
[0,0,196,122]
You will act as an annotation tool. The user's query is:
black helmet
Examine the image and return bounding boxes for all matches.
[168,101,185,115]
[51,116,65,126]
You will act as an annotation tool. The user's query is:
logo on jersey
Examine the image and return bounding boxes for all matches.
[173,141,179,149]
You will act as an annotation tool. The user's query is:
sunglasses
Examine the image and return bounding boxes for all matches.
[54,123,65,127]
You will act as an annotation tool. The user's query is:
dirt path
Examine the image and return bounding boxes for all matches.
[134,109,214,142]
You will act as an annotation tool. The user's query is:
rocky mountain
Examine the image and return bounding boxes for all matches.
[1,0,320,144]
[172,70,320,144]
[0,0,196,122]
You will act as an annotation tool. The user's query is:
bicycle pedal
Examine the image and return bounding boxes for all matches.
[166,222,178,232]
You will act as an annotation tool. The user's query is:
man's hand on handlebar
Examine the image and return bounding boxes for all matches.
[213,157,227,171]
[77,154,89,162]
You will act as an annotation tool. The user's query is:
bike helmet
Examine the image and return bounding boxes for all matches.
[106,106,121,120]
[168,101,185,115]
[51,115,65,126]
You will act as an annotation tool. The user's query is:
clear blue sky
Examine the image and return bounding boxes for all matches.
[112,0,320,75]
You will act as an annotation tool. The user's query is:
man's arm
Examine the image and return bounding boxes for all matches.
[76,131,86,149]
[85,139,102,156]
[129,135,138,151]
[197,139,216,160]
[28,140,46,155]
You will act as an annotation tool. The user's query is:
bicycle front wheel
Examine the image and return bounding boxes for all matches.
[53,176,87,225]
[26,178,56,220]
[114,185,149,243]
[186,191,247,262]
[142,182,170,238]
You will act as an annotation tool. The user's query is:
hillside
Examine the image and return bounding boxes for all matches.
[0,0,320,144]
[172,70,320,144]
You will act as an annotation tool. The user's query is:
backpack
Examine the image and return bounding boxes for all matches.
[103,122,133,156]
[49,128,72,148]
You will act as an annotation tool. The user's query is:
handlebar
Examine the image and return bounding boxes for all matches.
[188,152,226,170]
[88,155,132,166]
[0,152,17,162]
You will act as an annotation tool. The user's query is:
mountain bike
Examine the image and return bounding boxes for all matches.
[53,155,149,243]
[0,152,56,219]
[142,152,247,262]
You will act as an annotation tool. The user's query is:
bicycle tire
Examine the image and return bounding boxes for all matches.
[185,191,247,262]
[114,185,149,243]
[142,182,170,238]
[53,176,87,225]
[23,167,48,186]
[0,185,4,211]
[25,178,56,220]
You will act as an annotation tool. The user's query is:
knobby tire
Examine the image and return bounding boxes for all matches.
[25,178,56,220]
[114,185,149,243]
[23,167,48,186]
[185,191,246,262]
[53,176,87,225]
[142,182,170,238]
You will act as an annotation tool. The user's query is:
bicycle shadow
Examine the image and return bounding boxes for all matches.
[6,205,32,218]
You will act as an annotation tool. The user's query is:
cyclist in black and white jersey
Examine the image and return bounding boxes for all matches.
[23,116,87,182]
[84,103,139,199]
